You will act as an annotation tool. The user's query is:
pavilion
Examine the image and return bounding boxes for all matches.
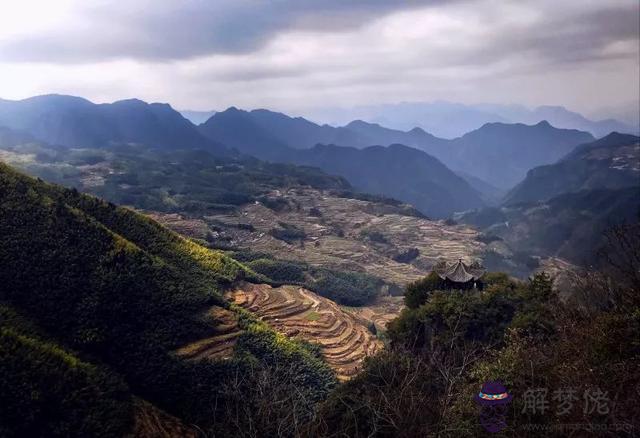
[435,259,486,290]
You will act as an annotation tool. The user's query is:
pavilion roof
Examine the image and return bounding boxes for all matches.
[435,259,485,283]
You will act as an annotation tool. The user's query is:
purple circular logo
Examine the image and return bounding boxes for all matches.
[475,381,512,433]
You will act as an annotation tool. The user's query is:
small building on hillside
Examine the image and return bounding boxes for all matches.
[435,259,486,290]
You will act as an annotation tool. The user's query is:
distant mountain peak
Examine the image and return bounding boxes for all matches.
[347,119,380,128]
[0,94,230,154]
[16,94,94,108]
[112,98,147,106]
[597,131,638,143]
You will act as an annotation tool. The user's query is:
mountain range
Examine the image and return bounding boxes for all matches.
[301,100,639,139]
[0,95,229,154]
[442,121,594,189]
[198,107,595,190]
[460,134,640,265]
[0,96,482,217]
[0,94,625,219]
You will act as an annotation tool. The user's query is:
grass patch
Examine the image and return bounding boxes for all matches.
[306,311,321,322]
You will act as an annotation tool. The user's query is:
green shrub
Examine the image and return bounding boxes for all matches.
[393,247,420,263]
[247,258,306,283]
[403,272,445,308]
[310,269,382,306]
[359,229,388,244]
[269,222,306,243]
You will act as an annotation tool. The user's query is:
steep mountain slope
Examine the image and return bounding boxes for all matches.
[445,121,594,189]
[456,171,506,205]
[286,143,484,218]
[199,107,595,193]
[200,107,449,153]
[0,95,228,154]
[198,110,484,217]
[0,125,37,147]
[0,162,335,436]
[343,119,448,155]
[199,107,364,152]
[462,187,640,266]
[505,133,640,205]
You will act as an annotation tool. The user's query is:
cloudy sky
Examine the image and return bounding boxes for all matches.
[0,0,638,119]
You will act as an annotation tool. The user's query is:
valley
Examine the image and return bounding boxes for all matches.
[0,94,637,437]
[151,187,486,288]
[1,1,638,434]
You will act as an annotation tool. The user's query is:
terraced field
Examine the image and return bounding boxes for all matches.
[226,282,382,380]
[175,307,242,362]
[344,296,405,332]
[150,187,486,289]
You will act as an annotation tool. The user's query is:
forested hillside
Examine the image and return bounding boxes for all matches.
[459,132,640,267]
[285,143,485,218]
[0,162,335,436]
[0,95,230,154]
[505,133,640,205]
[308,226,640,436]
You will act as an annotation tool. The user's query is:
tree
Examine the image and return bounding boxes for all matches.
[404,272,444,308]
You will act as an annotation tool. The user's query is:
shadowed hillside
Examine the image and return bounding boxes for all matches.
[285,143,485,218]
[445,121,594,189]
[199,107,595,191]
[505,132,640,205]
[0,162,336,436]
[0,95,229,154]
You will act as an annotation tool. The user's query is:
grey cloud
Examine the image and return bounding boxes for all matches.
[502,4,639,64]
[0,0,442,63]
[414,2,639,70]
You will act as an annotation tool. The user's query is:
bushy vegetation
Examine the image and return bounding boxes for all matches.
[309,222,640,436]
[476,233,502,244]
[231,250,384,306]
[12,146,350,215]
[359,228,389,244]
[246,258,307,283]
[392,247,420,263]
[0,163,335,436]
[403,271,446,309]
[269,221,307,243]
[311,269,383,306]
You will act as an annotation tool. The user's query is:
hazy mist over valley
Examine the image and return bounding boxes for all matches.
[0,1,638,437]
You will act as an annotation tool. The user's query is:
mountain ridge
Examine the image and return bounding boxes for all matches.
[305,100,639,138]
[0,94,230,154]
[504,132,640,205]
